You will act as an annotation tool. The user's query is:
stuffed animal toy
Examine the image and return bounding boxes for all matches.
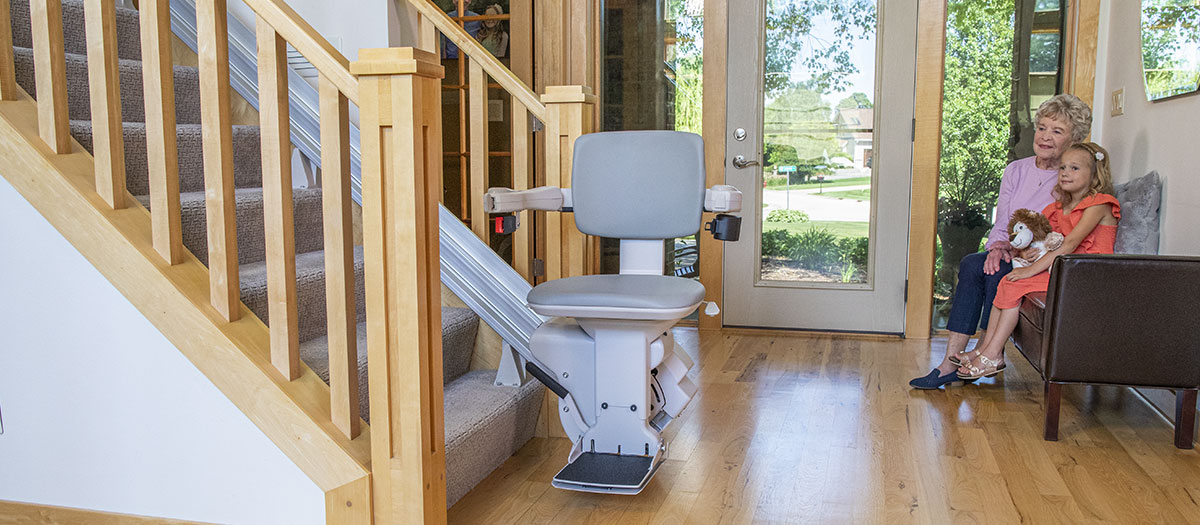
[1007,208,1064,268]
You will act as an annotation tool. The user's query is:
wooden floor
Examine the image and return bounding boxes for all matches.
[449,329,1200,523]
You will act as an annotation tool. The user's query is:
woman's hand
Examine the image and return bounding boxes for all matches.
[1006,266,1036,281]
[983,241,1013,275]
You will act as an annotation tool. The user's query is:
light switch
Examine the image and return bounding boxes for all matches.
[1111,88,1125,116]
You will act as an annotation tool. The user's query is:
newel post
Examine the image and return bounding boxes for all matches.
[542,85,595,280]
[351,48,447,525]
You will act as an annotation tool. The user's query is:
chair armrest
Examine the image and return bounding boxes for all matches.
[1042,254,1200,387]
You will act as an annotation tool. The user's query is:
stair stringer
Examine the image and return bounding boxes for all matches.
[0,88,371,520]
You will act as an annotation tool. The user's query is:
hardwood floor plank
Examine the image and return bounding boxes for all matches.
[451,329,1200,523]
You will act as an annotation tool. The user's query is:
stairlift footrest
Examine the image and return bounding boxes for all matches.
[552,452,657,493]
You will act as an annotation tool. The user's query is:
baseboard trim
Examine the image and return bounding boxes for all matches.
[0,500,207,524]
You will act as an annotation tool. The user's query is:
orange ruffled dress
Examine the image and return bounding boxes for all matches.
[992,193,1121,309]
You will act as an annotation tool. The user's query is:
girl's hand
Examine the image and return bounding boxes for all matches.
[1006,267,1036,281]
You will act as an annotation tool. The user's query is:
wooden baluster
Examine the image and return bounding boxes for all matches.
[84,0,127,209]
[511,101,531,281]
[351,47,446,524]
[468,60,488,241]
[139,0,183,264]
[257,19,299,380]
[319,74,359,439]
[417,13,437,53]
[542,85,595,279]
[0,0,17,101]
[196,0,239,321]
[29,0,70,153]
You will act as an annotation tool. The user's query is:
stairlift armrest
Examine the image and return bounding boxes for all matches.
[484,186,573,214]
[704,185,742,212]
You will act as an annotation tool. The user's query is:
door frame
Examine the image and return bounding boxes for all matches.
[697,0,949,336]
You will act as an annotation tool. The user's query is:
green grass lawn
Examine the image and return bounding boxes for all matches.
[764,220,870,238]
[817,188,871,201]
[765,176,871,191]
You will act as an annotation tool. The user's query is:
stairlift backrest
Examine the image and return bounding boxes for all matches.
[571,131,706,240]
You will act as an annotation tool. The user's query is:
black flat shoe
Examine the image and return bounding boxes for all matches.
[909,369,961,390]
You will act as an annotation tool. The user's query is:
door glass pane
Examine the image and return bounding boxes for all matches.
[759,0,877,284]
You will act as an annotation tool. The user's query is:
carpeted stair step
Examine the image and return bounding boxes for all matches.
[239,246,366,344]
[299,307,481,423]
[134,187,325,267]
[298,309,542,506]
[70,120,264,195]
[13,47,203,124]
[9,0,144,62]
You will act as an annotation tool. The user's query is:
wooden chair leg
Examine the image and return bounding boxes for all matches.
[1044,381,1061,441]
[1174,389,1197,449]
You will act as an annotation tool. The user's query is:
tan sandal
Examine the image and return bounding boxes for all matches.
[957,354,1006,380]
[948,350,977,366]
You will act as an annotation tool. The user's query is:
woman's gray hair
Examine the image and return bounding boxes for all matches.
[1035,93,1092,143]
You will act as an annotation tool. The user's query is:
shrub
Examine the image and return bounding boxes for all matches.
[765,209,810,224]
[836,236,869,270]
[790,227,839,271]
[761,229,797,258]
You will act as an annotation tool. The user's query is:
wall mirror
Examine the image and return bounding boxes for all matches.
[1141,0,1200,100]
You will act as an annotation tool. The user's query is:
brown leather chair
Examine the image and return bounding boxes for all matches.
[1011,254,1200,449]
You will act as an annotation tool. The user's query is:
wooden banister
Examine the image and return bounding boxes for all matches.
[84,0,127,209]
[139,0,184,265]
[197,0,240,322]
[352,47,446,525]
[319,73,360,440]
[0,0,15,101]
[239,0,357,103]
[405,0,546,122]
[29,0,69,153]
[468,60,488,241]
[257,18,301,380]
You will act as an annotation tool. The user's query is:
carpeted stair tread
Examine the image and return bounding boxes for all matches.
[134,187,325,266]
[70,120,264,195]
[239,246,366,344]
[13,47,203,124]
[297,313,543,507]
[9,0,143,61]
[299,308,481,423]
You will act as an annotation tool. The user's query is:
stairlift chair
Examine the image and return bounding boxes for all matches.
[483,130,742,494]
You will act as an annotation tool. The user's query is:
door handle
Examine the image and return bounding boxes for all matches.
[732,155,760,169]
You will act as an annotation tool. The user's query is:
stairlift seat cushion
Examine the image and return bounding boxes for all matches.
[527,274,705,320]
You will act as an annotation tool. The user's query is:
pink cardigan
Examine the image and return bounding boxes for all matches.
[985,156,1059,250]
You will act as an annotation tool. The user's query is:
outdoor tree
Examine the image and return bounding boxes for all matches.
[837,92,873,109]
[939,0,1014,219]
[764,0,876,97]
[669,0,705,133]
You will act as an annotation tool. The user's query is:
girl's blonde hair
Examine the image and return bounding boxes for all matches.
[1054,142,1113,207]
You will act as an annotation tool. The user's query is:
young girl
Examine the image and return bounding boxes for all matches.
[955,142,1120,379]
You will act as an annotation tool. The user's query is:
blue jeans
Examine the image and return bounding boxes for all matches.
[946,251,1012,335]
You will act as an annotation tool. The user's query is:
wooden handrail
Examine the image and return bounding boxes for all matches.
[240,0,358,103]
[0,0,15,100]
[404,0,547,122]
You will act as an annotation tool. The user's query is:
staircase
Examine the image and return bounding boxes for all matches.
[6,0,541,513]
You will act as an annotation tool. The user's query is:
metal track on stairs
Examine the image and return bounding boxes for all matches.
[167,0,543,355]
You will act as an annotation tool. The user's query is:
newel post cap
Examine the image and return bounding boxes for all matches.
[542,85,597,104]
[350,48,444,79]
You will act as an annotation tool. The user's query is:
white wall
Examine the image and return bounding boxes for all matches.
[1092,0,1200,256]
[0,177,324,524]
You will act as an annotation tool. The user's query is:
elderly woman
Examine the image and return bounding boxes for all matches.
[911,94,1093,389]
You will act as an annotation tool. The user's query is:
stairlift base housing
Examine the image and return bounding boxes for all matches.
[484,131,741,494]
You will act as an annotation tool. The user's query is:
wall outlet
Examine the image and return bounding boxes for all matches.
[1111,88,1125,116]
